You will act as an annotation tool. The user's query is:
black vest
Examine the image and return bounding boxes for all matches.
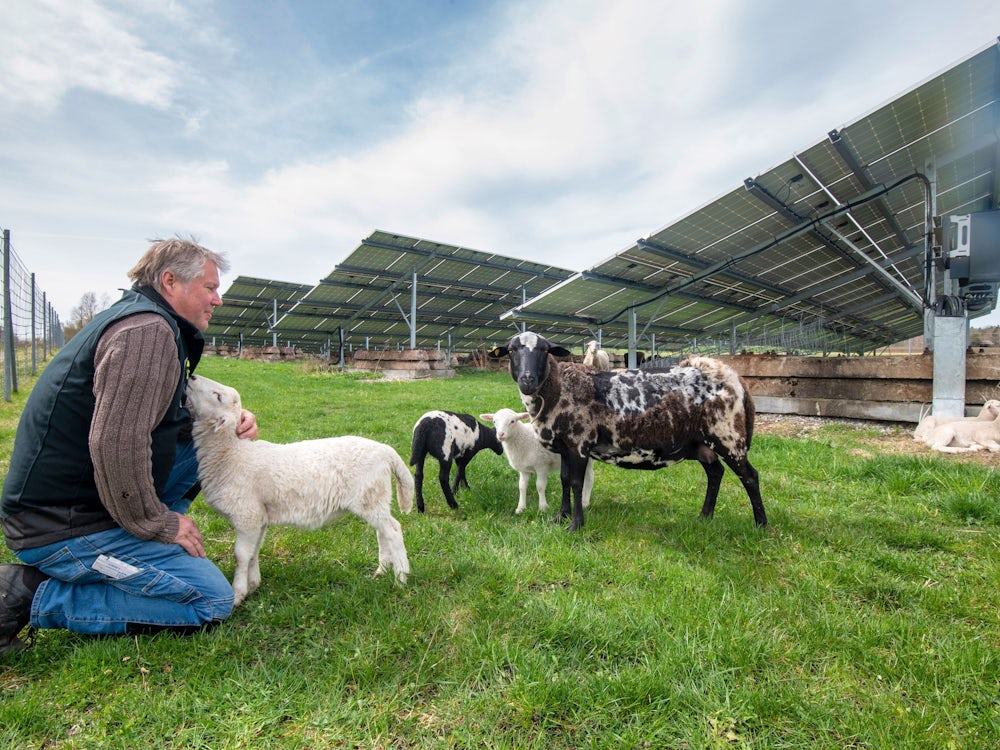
[0,286,204,550]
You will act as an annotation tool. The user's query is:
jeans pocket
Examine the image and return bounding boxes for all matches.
[130,568,202,606]
[33,546,96,584]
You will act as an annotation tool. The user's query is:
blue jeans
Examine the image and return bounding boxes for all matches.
[14,442,234,635]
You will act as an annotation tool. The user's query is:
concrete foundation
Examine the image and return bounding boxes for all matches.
[931,316,967,420]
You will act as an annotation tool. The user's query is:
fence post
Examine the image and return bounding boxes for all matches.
[43,294,49,359]
[3,228,16,400]
[31,272,38,375]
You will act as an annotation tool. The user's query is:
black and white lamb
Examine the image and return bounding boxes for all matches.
[409,410,503,512]
[490,331,767,531]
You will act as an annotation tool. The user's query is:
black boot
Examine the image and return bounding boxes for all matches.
[125,619,221,637]
[181,481,202,502]
[0,563,48,656]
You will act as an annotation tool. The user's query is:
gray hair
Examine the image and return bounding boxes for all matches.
[127,238,230,291]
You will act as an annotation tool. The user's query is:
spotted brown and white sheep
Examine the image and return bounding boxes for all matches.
[409,410,503,512]
[490,331,767,531]
[186,375,412,606]
[480,407,594,514]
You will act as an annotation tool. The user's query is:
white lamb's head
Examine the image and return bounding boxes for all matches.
[186,374,243,434]
[585,340,599,353]
[480,408,530,441]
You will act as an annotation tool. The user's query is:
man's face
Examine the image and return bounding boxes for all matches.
[160,261,222,331]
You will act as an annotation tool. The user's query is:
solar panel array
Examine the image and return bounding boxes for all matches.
[504,40,999,355]
[207,40,999,358]
[268,230,574,353]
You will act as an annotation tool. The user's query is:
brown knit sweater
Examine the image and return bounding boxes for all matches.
[89,313,182,544]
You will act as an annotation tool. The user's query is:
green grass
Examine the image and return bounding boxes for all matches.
[2,357,999,748]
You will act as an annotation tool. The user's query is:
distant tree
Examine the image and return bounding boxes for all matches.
[63,291,112,342]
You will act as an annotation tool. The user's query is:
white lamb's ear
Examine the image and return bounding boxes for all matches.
[480,413,494,423]
[213,415,230,433]
[518,412,530,422]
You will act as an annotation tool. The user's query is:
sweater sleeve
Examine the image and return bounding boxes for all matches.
[90,314,181,543]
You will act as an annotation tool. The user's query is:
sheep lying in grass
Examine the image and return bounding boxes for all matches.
[186,374,412,606]
[481,408,594,514]
[490,331,767,531]
[913,399,1000,444]
[409,410,503,512]
[926,411,1000,453]
[583,340,611,371]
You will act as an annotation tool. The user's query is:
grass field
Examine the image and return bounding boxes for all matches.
[2,356,999,749]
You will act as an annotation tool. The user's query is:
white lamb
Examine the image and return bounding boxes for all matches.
[186,374,412,606]
[926,411,1000,453]
[480,408,594,514]
[583,340,611,371]
[913,399,1000,444]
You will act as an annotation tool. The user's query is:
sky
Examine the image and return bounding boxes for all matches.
[2,0,1000,328]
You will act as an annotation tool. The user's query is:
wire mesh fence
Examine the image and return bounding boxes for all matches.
[2,228,65,401]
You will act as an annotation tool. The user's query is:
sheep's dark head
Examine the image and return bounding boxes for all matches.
[490,331,570,396]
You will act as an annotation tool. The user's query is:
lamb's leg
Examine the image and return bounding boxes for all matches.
[532,470,547,513]
[438,459,459,508]
[582,459,594,509]
[246,527,267,597]
[515,471,531,514]
[413,455,427,512]
[929,427,959,453]
[231,525,267,606]
[357,507,410,585]
[453,455,472,491]
[935,443,982,453]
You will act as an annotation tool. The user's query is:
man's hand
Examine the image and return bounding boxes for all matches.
[237,409,258,440]
[173,513,206,557]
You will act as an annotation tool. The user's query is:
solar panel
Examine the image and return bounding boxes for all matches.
[503,40,999,356]
[205,276,313,349]
[270,230,575,354]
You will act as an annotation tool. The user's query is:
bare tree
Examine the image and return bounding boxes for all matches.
[64,291,112,341]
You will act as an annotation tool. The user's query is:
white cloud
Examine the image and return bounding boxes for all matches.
[0,0,181,113]
[145,2,752,259]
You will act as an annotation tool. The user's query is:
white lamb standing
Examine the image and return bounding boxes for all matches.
[186,374,412,606]
[480,408,594,514]
[926,411,1000,454]
[913,399,1000,444]
[582,340,611,371]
